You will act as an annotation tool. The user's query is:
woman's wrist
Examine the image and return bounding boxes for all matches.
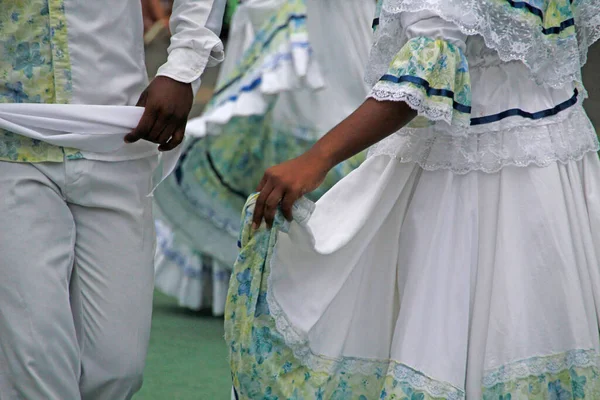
[305,145,338,172]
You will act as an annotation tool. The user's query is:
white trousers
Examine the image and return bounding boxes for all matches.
[0,156,157,400]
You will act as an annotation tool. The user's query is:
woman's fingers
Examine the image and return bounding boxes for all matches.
[263,187,285,229]
[256,174,267,192]
[280,188,300,221]
[253,179,273,230]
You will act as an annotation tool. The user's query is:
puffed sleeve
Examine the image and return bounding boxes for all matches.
[369,10,471,127]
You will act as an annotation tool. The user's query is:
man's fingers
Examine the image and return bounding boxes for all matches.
[159,128,185,151]
[147,113,172,143]
[135,90,148,107]
[156,122,177,146]
[125,107,156,144]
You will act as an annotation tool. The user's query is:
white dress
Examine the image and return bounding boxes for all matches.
[153,0,374,314]
[225,1,600,399]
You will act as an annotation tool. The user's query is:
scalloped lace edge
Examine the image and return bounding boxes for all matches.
[367,106,599,174]
[369,82,467,128]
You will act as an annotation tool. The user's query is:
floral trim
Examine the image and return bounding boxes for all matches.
[483,350,599,388]
[368,0,600,89]
[369,36,471,127]
[482,350,600,399]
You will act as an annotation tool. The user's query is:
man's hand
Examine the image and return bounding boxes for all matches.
[125,76,194,151]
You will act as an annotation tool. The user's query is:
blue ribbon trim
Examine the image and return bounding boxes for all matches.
[542,17,575,35]
[380,74,472,114]
[214,14,307,98]
[379,74,579,126]
[471,89,579,125]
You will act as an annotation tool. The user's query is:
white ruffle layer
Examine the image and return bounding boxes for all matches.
[188,36,325,138]
[368,105,599,174]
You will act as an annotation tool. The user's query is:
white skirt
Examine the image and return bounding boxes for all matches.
[227,150,600,399]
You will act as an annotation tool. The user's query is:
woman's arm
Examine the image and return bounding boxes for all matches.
[252,10,471,229]
[252,98,416,228]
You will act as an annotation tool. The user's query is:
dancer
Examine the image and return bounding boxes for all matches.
[227,0,600,398]
[0,1,224,398]
[153,0,376,315]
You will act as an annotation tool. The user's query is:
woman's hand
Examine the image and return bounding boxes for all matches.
[252,151,331,229]
[251,98,417,230]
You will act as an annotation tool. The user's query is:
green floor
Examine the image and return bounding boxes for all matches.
[136,291,231,400]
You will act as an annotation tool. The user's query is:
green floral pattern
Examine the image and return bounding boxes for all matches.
[483,359,600,399]
[0,0,81,163]
[225,196,600,399]
[370,36,471,127]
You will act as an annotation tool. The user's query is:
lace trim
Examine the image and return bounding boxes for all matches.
[575,0,600,66]
[391,364,465,399]
[368,0,600,89]
[262,219,465,398]
[369,82,458,127]
[483,349,600,388]
[367,105,599,174]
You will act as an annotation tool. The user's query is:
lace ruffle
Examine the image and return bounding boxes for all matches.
[368,0,600,89]
[575,0,600,67]
[370,82,455,125]
[367,105,599,173]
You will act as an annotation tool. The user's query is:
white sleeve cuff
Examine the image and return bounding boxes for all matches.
[155,44,224,95]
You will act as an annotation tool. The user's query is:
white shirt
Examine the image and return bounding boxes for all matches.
[64,0,226,161]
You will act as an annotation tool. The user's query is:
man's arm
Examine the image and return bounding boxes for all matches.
[125,0,227,151]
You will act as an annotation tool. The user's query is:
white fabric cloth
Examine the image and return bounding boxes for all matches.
[246,6,600,399]
[60,0,224,161]
[0,103,182,194]
[270,150,600,397]
[0,156,157,400]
